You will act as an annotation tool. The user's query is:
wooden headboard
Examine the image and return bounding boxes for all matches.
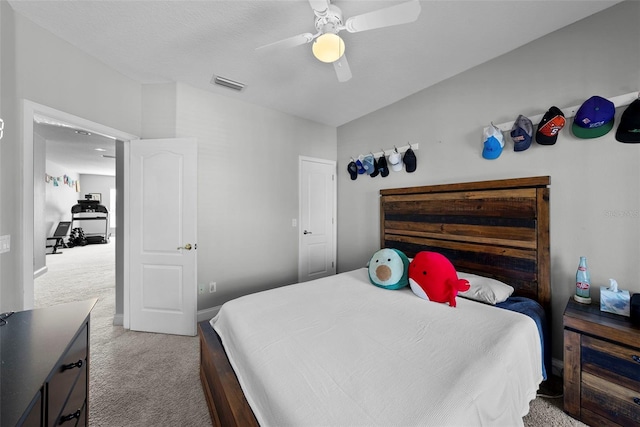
[380,176,550,313]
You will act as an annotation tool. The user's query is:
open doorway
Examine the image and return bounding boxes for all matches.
[34,119,116,309]
[22,100,138,324]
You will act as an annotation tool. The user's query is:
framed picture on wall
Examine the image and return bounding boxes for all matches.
[87,193,101,202]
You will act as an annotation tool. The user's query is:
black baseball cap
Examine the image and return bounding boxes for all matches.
[403,148,416,173]
[535,106,566,145]
[347,161,357,180]
[616,98,640,143]
[377,155,389,177]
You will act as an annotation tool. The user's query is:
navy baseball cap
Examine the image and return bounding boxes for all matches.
[510,115,533,152]
[572,96,615,139]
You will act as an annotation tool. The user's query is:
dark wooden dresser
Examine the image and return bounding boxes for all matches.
[1,299,97,426]
[563,297,640,426]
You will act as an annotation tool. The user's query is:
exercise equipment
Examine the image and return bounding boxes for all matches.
[71,196,110,244]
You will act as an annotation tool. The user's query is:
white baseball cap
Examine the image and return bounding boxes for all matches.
[388,151,403,171]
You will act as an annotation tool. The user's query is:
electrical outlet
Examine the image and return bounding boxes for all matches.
[198,283,205,294]
[209,282,216,293]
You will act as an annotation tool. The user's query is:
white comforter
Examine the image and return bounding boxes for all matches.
[211,268,542,427]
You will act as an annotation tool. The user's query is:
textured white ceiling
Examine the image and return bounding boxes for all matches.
[9,0,622,129]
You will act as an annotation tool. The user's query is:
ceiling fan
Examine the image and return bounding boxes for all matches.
[257,0,422,83]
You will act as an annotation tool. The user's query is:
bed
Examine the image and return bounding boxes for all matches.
[199,176,551,427]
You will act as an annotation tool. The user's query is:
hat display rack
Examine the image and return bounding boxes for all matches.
[492,91,639,132]
[348,142,419,179]
[351,142,418,161]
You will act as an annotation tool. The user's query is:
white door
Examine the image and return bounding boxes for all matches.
[128,138,198,336]
[298,157,336,282]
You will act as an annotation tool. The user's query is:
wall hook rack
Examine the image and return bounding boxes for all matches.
[353,143,420,162]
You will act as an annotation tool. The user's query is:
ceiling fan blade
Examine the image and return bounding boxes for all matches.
[344,0,421,33]
[256,33,315,52]
[308,0,330,14]
[333,55,352,83]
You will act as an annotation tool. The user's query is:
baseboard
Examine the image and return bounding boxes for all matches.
[112,308,219,328]
[112,313,123,326]
[198,305,222,322]
[34,266,48,279]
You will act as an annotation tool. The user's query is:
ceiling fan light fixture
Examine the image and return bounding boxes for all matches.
[312,33,345,63]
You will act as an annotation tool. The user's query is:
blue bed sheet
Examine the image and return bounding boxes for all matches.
[496,296,549,381]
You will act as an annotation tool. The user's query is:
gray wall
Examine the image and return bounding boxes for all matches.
[336,1,640,361]
[0,0,19,310]
[0,3,337,315]
[0,4,142,311]
[143,82,337,311]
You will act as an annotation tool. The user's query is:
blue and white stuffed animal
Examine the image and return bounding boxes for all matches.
[368,248,410,290]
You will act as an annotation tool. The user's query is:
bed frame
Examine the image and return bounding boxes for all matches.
[198,176,551,426]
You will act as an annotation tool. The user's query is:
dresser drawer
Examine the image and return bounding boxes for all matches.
[55,364,87,427]
[582,335,640,392]
[582,371,640,426]
[47,323,88,427]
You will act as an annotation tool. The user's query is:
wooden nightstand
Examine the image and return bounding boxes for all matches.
[563,297,640,426]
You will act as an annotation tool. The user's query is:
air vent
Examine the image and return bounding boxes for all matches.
[211,75,245,91]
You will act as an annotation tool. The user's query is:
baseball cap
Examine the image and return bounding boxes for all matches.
[616,98,640,143]
[536,106,565,145]
[362,154,375,175]
[510,115,533,152]
[347,161,357,180]
[388,151,403,171]
[572,96,615,139]
[355,158,366,174]
[482,124,504,159]
[403,148,417,172]
[377,155,389,177]
[369,157,379,177]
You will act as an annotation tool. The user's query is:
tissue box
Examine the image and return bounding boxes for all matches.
[600,287,631,317]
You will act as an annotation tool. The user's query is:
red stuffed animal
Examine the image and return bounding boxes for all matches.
[408,251,470,307]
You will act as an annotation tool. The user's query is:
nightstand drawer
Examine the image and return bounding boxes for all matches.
[582,371,640,426]
[582,335,640,392]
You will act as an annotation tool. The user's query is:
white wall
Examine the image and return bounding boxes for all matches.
[337,1,640,361]
[172,82,337,310]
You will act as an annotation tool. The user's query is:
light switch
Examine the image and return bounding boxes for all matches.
[0,235,10,254]
[292,219,297,227]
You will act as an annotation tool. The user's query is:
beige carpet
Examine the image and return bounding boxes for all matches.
[35,240,585,427]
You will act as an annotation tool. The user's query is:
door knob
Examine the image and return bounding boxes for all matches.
[303,230,312,235]
[177,243,192,250]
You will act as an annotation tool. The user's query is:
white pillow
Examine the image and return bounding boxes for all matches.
[456,272,514,305]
